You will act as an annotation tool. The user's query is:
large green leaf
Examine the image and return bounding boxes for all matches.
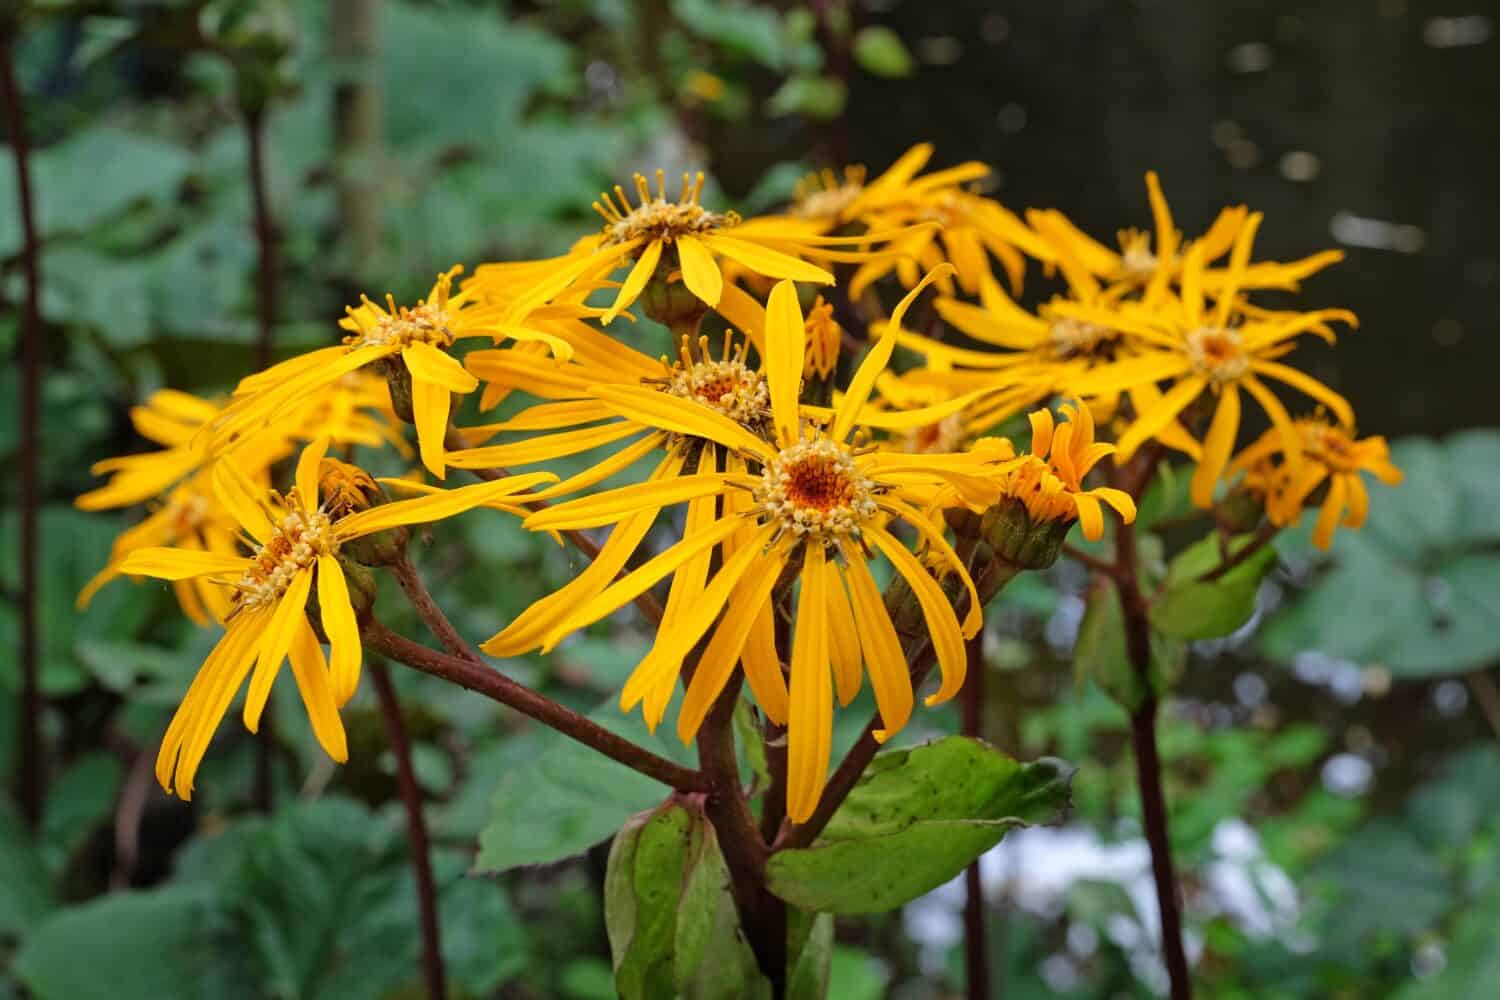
[12,885,257,1000]
[765,738,1072,914]
[1150,533,1277,640]
[0,126,192,257]
[605,803,692,999]
[475,701,694,874]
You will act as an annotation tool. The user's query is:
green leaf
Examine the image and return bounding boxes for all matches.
[474,701,694,874]
[672,0,790,69]
[852,26,914,78]
[0,126,192,256]
[1150,533,1276,639]
[41,752,124,865]
[0,803,56,938]
[606,803,692,999]
[1074,582,1183,710]
[765,738,1072,914]
[13,885,257,1000]
[786,910,833,999]
[674,810,768,999]
[1394,883,1500,998]
[767,76,847,119]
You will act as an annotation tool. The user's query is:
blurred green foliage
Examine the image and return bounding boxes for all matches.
[2,0,1498,997]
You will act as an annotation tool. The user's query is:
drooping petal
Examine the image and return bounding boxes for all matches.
[591,384,771,458]
[675,235,724,307]
[867,526,966,707]
[603,238,663,324]
[337,472,558,537]
[1115,375,1207,459]
[243,569,314,732]
[317,554,362,706]
[212,458,276,542]
[824,570,864,706]
[410,372,452,478]
[523,474,736,532]
[1191,384,1241,508]
[844,554,913,741]
[786,544,834,824]
[295,437,330,511]
[286,617,349,763]
[117,547,251,581]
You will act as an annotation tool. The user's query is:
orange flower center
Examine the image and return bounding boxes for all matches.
[233,491,336,610]
[1186,326,1249,382]
[755,438,878,544]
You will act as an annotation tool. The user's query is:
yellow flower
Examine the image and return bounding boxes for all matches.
[1231,416,1402,549]
[523,269,999,822]
[76,390,238,512]
[207,267,552,478]
[801,143,1052,299]
[480,169,923,328]
[116,439,556,799]
[1028,171,1343,296]
[1066,220,1357,509]
[1000,404,1136,541]
[78,472,243,626]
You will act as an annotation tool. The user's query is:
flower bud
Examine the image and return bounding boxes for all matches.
[320,458,409,566]
[379,357,416,424]
[980,497,1069,570]
[641,272,708,337]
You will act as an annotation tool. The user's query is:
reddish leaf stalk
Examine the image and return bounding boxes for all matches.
[363,620,707,792]
[1111,454,1192,999]
[1,22,46,829]
[370,661,447,1000]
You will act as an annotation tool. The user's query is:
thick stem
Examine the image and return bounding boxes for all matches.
[961,629,991,1000]
[1,23,45,829]
[1114,515,1193,1000]
[699,676,785,996]
[363,620,708,792]
[370,661,447,1000]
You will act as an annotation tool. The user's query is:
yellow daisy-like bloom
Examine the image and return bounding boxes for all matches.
[803,143,1052,299]
[1027,171,1343,296]
[1001,404,1136,541]
[207,266,558,478]
[482,169,920,330]
[1231,416,1402,549]
[1067,219,1357,508]
[116,439,556,799]
[524,269,1002,822]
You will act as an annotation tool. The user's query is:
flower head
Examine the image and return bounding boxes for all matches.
[116,439,555,799]
[1232,416,1402,549]
[997,403,1136,541]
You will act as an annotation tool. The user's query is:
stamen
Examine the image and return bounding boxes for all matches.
[753,438,879,545]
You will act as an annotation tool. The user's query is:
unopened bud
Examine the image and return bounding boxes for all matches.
[641,271,708,337]
[320,459,409,566]
[980,498,1069,570]
[380,357,415,423]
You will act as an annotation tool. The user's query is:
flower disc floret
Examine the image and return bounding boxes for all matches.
[664,358,771,427]
[344,297,453,351]
[594,170,737,248]
[234,494,336,610]
[754,438,879,545]
[1048,316,1116,358]
[1185,325,1249,382]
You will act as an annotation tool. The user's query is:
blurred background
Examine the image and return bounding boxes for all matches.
[2,1,1497,997]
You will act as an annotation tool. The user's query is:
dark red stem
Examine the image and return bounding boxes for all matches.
[363,620,707,792]
[370,662,447,1000]
[961,629,991,1000]
[1,21,45,829]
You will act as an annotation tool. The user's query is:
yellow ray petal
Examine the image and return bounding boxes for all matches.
[1191,384,1241,508]
[117,547,250,581]
[786,544,834,824]
[212,458,275,542]
[524,473,736,531]
[824,569,864,706]
[763,280,806,446]
[699,234,834,285]
[403,341,479,393]
[410,372,452,478]
[845,553,913,739]
[603,238,663,324]
[591,384,772,458]
[337,472,557,537]
[867,525,966,707]
[676,235,724,306]
[287,617,349,763]
[447,420,640,468]
[1115,375,1207,459]
[243,568,314,733]
[317,554,362,706]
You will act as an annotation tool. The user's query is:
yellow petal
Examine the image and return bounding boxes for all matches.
[337,472,558,538]
[296,437,329,511]
[1116,376,1207,459]
[156,611,266,798]
[591,384,771,458]
[287,617,349,763]
[243,569,313,733]
[447,420,640,468]
[824,570,864,707]
[1191,385,1240,508]
[212,457,275,542]
[317,554,362,706]
[699,234,834,285]
[603,238,663,324]
[763,280,806,447]
[675,235,724,306]
[786,544,834,824]
[867,525,966,706]
[523,473,735,531]
[834,264,954,442]
[845,554,913,739]
[117,547,249,581]
[403,341,479,393]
